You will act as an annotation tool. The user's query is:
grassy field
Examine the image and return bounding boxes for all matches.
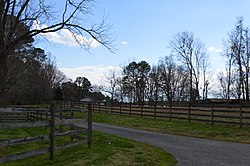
[1,127,176,166]
[3,104,249,165]
[92,112,250,144]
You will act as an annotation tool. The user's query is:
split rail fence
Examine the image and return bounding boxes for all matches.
[0,101,92,164]
[91,102,250,127]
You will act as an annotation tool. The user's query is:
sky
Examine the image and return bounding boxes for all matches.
[35,0,250,85]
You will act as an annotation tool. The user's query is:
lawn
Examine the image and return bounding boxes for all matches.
[92,112,250,144]
[1,127,176,166]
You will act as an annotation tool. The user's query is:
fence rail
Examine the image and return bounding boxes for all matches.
[0,101,92,164]
[91,101,250,127]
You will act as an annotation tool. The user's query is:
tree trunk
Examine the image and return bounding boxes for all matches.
[245,68,249,103]
[227,58,232,104]
[195,81,199,105]
[0,53,8,97]
[190,70,193,105]
[202,73,205,101]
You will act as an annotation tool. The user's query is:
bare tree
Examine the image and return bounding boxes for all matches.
[1,46,63,104]
[221,40,234,102]
[158,56,176,106]
[217,69,238,99]
[115,77,125,102]
[230,18,245,100]
[201,53,211,100]
[224,18,250,102]
[146,65,161,103]
[242,28,250,102]
[170,32,208,104]
[217,71,229,98]
[0,0,113,95]
[43,55,67,89]
[102,70,120,102]
[157,56,190,105]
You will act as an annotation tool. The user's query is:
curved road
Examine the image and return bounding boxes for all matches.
[89,122,250,166]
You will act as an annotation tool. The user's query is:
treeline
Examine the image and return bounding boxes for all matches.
[104,58,197,105]
[0,0,112,105]
[2,17,250,105]
[54,76,106,101]
[1,50,105,104]
[103,32,210,105]
[0,14,105,105]
[0,38,105,105]
[103,18,250,105]
[1,44,66,105]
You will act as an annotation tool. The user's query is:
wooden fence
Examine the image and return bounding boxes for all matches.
[91,102,250,127]
[0,101,92,164]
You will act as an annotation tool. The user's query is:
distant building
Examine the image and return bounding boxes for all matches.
[80,97,93,102]
[80,92,106,102]
[201,98,240,105]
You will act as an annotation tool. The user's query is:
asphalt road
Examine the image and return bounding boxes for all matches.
[90,122,250,166]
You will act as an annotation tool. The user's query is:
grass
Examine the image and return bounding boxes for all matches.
[91,112,250,144]
[1,127,176,166]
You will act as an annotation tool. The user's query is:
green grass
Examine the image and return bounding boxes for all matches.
[0,127,49,157]
[0,127,48,140]
[1,127,176,166]
[92,112,250,144]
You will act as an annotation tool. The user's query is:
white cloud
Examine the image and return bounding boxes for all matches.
[121,41,128,45]
[208,46,223,53]
[32,20,101,48]
[60,65,122,85]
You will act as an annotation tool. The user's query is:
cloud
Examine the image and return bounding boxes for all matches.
[32,20,101,48]
[121,41,128,45]
[60,65,122,85]
[208,46,223,53]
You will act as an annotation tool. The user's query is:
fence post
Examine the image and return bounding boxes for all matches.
[30,112,32,122]
[26,112,29,122]
[70,103,74,142]
[82,101,84,109]
[239,100,242,128]
[211,104,214,126]
[106,101,108,113]
[38,105,43,120]
[154,102,157,119]
[92,102,94,111]
[119,102,122,115]
[141,103,143,118]
[169,105,172,121]
[60,106,63,133]
[45,110,48,130]
[111,100,113,114]
[36,108,39,122]
[87,103,92,148]
[49,103,55,160]
[129,102,132,116]
[188,105,191,123]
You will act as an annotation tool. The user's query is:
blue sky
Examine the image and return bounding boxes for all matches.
[36,0,250,85]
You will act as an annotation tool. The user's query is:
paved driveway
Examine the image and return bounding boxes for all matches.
[90,122,250,166]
